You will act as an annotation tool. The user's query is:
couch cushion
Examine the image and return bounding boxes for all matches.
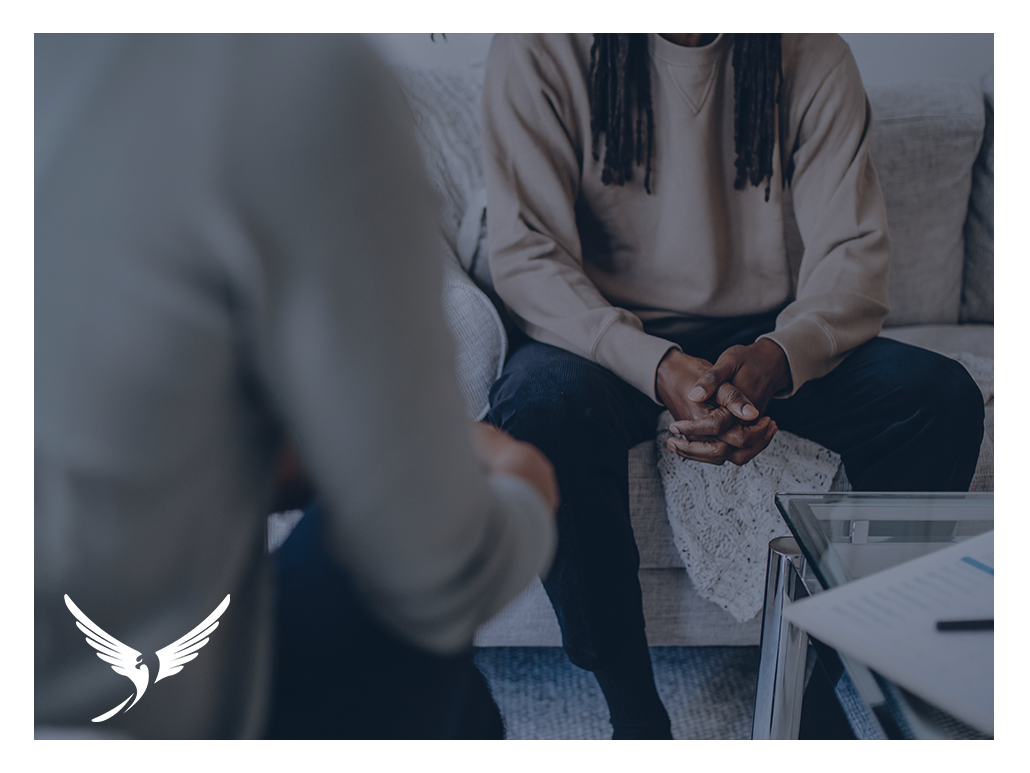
[867,81,985,327]
[879,323,993,362]
[961,73,994,323]
[629,439,682,569]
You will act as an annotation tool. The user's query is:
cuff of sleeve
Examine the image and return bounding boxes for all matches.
[591,319,680,403]
[408,473,557,656]
[759,317,841,397]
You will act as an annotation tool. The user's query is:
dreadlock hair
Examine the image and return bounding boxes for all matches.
[589,34,783,200]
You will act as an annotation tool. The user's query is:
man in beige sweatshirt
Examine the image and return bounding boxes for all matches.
[482,33,984,738]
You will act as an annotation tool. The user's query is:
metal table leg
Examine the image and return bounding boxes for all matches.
[751,536,809,739]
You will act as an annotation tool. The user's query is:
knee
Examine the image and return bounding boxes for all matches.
[490,358,604,440]
[941,359,985,443]
[897,353,984,441]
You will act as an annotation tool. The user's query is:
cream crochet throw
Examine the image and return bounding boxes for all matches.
[656,351,994,623]
[656,425,839,623]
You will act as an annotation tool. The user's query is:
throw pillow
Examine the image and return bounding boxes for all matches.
[395,65,510,419]
[396,63,516,340]
[867,81,986,327]
[394,63,486,253]
[440,249,507,421]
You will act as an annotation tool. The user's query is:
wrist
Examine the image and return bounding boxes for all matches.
[753,338,792,395]
[655,348,709,405]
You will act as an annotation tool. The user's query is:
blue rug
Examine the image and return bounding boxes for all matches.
[474,646,761,740]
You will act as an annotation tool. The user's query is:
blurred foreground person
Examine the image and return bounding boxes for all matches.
[35,34,557,739]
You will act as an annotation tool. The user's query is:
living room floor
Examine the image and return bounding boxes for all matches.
[475,646,762,740]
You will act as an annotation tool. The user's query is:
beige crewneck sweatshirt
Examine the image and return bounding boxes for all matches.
[482,33,891,401]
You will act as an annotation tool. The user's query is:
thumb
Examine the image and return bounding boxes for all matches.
[713,381,759,421]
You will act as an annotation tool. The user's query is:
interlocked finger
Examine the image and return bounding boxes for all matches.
[668,405,739,439]
[709,377,759,421]
[717,417,776,449]
[667,421,776,466]
[666,436,732,466]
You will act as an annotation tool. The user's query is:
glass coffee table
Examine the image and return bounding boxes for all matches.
[751,491,994,740]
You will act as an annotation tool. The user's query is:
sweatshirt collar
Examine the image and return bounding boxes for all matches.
[647,33,732,66]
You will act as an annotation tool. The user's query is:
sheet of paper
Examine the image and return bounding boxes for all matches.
[784,530,993,734]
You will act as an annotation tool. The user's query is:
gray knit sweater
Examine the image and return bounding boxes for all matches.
[35,34,554,738]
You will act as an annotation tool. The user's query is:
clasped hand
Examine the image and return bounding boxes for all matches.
[655,340,791,466]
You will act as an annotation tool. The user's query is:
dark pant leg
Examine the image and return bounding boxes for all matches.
[765,337,984,491]
[488,341,663,671]
[264,502,504,739]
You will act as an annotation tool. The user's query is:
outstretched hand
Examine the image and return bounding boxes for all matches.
[470,422,560,515]
[271,441,316,512]
[656,340,791,466]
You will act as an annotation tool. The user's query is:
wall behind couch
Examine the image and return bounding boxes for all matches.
[365,33,994,88]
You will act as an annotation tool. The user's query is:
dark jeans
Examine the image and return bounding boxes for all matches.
[487,318,984,671]
[263,501,504,739]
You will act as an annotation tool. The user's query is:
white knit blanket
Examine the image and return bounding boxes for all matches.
[656,351,994,623]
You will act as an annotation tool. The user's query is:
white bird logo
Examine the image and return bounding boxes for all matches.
[64,593,231,723]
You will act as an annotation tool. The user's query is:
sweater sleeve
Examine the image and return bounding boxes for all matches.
[482,35,679,402]
[759,44,891,395]
[230,37,555,655]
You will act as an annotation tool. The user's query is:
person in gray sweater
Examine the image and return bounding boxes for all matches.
[482,33,983,738]
[35,34,557,739]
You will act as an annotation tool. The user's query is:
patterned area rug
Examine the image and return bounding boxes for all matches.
[474,646,760,740]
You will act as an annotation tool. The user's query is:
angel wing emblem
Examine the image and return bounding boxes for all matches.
[64,593,230,723]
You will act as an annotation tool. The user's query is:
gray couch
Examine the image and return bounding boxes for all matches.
[394,64,994,648]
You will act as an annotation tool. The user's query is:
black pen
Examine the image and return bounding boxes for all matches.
[936,619,993,631]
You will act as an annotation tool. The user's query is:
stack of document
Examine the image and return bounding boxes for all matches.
[783,530,993,734]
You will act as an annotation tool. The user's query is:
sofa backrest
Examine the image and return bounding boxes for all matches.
[865,80,987,326]
[395,63,993,328]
